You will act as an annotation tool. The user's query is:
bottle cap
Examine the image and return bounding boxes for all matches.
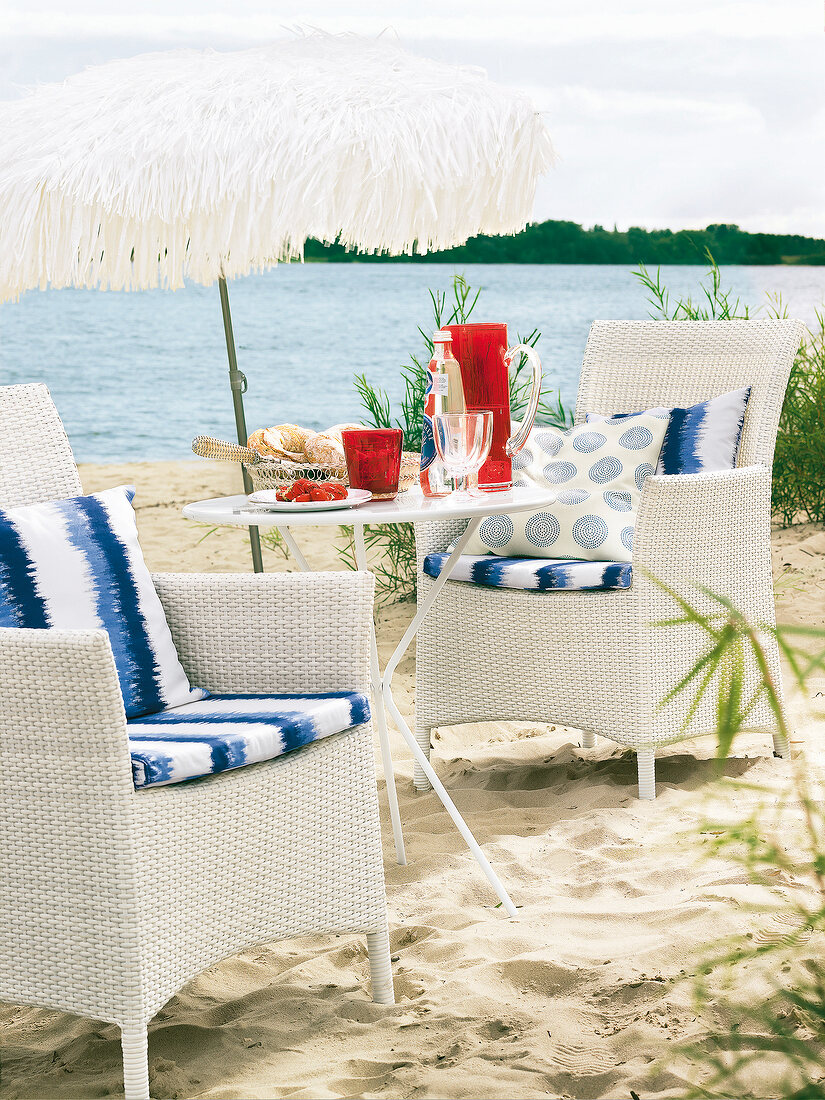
[433,330,453,342]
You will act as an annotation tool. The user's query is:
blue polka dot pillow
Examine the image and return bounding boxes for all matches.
[461,413,669,562]
[0,485,206,718]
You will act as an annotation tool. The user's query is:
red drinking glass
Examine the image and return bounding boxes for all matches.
[341,428,403,499]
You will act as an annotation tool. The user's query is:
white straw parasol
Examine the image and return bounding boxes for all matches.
[0,31,553,566]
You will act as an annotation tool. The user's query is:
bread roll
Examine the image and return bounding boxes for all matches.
[271,424,314,454]
[304,423,362,466]
[247,424,313,461]
[247,428,277,457]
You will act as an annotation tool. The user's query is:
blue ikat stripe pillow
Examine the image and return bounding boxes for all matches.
[0,485,206,718]
[586,386,751,475]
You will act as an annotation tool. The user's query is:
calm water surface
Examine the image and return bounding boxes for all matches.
[1,263,822,462]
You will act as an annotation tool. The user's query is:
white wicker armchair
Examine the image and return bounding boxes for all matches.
[414,319,803,800]
[0,383,393,1100]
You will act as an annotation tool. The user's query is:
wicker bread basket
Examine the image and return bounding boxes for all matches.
[192,435,420,494]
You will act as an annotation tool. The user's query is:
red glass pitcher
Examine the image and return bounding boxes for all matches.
[446,323,542,490]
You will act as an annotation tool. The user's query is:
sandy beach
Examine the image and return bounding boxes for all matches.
[1,459,822,1100]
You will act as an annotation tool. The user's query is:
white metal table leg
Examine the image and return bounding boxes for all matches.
[279,526,311,571]
[381,518,518,917]
[279,526,407,866]
[353,526,407,866]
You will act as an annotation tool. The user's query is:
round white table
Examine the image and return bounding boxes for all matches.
[183,485,556,917]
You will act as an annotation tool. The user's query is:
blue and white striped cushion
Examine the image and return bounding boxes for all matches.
[0,485,206,718]
[423,553,631,591]
[128,692,371,788]
[586,387,750,475]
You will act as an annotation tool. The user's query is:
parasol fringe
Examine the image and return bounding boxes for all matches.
[0,30,554,299]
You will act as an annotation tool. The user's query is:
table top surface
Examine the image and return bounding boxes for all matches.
[182,485,556,528]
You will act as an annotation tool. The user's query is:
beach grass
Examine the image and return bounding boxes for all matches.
[646,580,825,1098]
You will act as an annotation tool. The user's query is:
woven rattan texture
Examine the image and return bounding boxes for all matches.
[0,385,391,1097]
[0,572,389,1024]
[575,319,803,466]
[413,320,802,788]
[153,570,373,695]
[132,727,386,1019]
[0,382,83,505]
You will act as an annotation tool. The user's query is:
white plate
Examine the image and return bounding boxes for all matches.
[247,488,373,511]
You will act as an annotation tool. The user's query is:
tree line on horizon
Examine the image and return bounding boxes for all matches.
[305,220,825,265]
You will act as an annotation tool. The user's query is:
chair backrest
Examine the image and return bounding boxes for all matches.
[0,383,82,507]
[575,319,804,468]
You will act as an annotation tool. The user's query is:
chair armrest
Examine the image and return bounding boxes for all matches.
[0,627,134,794]
[633,465,774,601]
[0,627,139,898]
[153,570,375,695]
[0,630,144,1003]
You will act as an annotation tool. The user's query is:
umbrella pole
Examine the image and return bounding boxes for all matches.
[218,275,263,573]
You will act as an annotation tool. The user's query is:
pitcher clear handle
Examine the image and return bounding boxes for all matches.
[504,343,543,456]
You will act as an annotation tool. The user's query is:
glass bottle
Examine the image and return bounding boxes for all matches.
[420,330,465,496]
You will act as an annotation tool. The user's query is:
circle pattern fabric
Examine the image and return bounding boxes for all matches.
[619,425,654,450]
[479,515,514,548]
[543,461,577,485]
[525,512,560,547]
[572,431,606,453]
[535,431,563,456]
[603,490,632,512]
[589,456,623,484]
[456,409,670,564]
[635,463,655,491]
[572,515,608,549]
[556,489,590,506]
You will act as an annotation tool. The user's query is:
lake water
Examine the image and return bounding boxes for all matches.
[1,263,823,462]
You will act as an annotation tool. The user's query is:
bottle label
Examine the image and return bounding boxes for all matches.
[431,373,448,397]
[421,413,435,472]
[421,370,436,473]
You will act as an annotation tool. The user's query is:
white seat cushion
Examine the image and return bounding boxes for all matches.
[128,691,371,789]
[423,552,632,591]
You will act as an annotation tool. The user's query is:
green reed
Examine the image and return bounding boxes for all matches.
[647,576,825,1098]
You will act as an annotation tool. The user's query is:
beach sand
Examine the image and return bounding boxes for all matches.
[1,460,822,1100]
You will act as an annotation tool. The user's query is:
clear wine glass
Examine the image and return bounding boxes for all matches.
[433,411,494,498]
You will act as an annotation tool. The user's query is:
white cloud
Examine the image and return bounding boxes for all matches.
[0,0,822,235]
[532,85,764,129]
[0,0,819,43]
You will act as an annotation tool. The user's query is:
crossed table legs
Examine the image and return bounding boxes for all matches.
[277,518,518,918]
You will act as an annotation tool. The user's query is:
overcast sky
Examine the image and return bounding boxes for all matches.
[1,0,823,235]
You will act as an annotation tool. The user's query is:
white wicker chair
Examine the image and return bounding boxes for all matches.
[413,319,803,800]
[0,383,393,1100]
